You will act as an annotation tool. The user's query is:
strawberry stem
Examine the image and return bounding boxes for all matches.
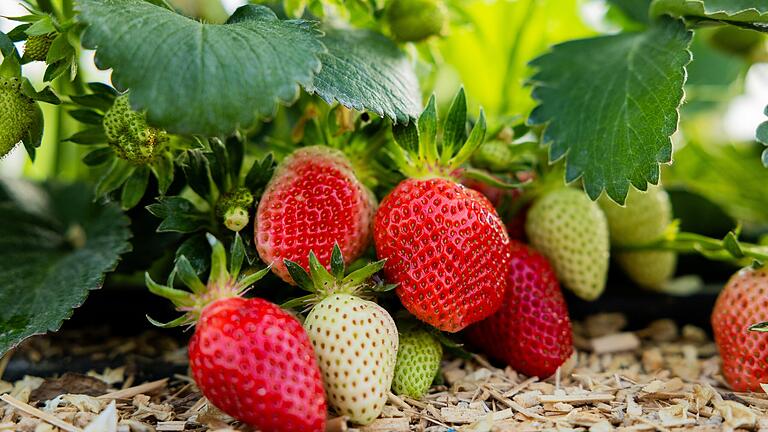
[615,229,768,265]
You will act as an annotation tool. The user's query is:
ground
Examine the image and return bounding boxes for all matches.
[1,314,767,431]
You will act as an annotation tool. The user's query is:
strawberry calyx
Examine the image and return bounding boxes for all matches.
[389,89,493,183]
[144,233,270,327]
[282,244,395,309]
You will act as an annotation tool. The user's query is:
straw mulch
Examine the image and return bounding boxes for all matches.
[1,314,767,431]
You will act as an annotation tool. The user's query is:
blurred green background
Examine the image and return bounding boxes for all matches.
[1,0,767,230]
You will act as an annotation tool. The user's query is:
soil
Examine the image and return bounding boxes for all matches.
[1,313,767,431]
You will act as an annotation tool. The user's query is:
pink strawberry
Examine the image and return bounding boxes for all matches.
[374,91,512,332]
[256,145,376,284]
[467,241,573,378]
[146,234,326,432]
[712,266,768,392]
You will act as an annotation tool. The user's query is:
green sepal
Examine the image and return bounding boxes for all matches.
[176,255,207,295]
[441,88,467,162]
[236,266,271,290]
[147,314,192,329]
[284,259,316,293]
[281,293,316,310]
[144,272,194,307]
[206,233,230,286]
[309,251,336,292]
[389,89,487,179]
[120,165,149,209]
[330,243,345,280]
[460,167,529,189]
[230,233,245,278]
[418,95,438,162]
[722,231,744,259]
[342,259,386,287]
[447,109,486,168]
[749,321,768,332]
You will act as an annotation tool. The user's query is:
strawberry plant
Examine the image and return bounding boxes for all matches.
[1,0,768,426]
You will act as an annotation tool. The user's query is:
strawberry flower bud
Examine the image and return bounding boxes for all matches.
[103,94,168,164]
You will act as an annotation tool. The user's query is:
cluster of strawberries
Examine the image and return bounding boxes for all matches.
[145,93,768,432]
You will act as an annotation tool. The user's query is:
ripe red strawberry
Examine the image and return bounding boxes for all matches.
[256,145,376,284]
[466,241,573,378]
[461,174,531,241]
[374,90,512,332]
[712,266,768,392]
[146,234,326,432]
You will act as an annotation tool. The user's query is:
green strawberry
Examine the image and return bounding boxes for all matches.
[599,186,676,291]
[286,246,399,425]
[471,141,514,172]
[23,33,56,62]
[525,187,609,300]
[215,187,254,232]
[103,94,168,164]
[386,0,447,42]
[391,328,442,399]
[0,77,36,158]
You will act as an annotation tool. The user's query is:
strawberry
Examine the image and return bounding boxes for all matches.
[374,91,511,332]
[23,33,56,62]
[712,266,768,392]
[215,187,254,232]
[467,241,573,378]
[525,187,609,300]
[0,77,36,158]
[599,186,676,291]
[461,175,531,241]
[145,234,326,432]
[285,246,398,425]
[256,145,376,284]
[391,327,442,399]
[386,0,447,42]
[103,94,168,164]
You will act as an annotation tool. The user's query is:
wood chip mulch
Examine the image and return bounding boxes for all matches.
[2,314,767,431]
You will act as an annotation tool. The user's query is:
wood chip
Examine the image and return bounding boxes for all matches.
[98,379,168,400]
[591,332,640,353]
[0,394,82,432]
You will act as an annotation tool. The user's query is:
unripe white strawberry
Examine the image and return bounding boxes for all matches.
[304,293,398,424]
[285,246,399,425]
[599,185,676,290]
[526,187,609,300]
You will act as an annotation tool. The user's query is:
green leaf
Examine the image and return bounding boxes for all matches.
[77,1,324,135]
[0,179,131,356]
[651,0,768,25]
[528,18,692,203]
[146,196,208,233]
[307,28,421,123]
